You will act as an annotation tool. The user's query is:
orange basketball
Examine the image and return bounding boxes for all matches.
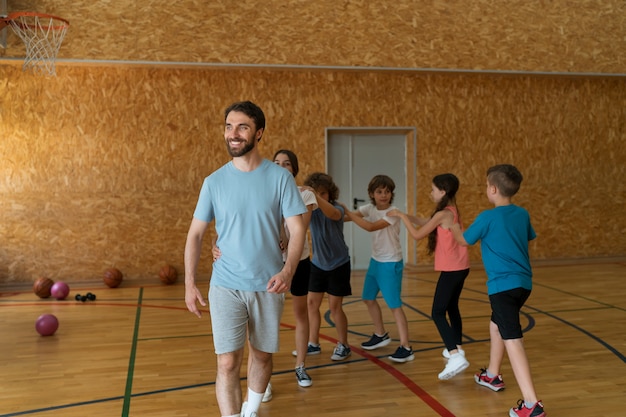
[103,268,123,288]
[33,277,55,298]
[159,264,178,285]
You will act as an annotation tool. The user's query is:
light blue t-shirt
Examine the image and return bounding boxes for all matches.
[463,204,536,295]
[193,159,307,291]
[309,202,350,271]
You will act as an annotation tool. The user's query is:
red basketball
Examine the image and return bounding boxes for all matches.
[103,268,123,288]
[33,277,55,299]
[159,264,178,285]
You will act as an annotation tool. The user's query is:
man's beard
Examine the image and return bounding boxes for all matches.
[226,138,256,157]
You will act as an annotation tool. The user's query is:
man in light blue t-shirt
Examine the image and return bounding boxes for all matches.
[184,101,306,417]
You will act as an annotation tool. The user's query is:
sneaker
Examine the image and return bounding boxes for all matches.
[361,332,391,350]
[292,343,321,357]
[330,343,351,361]
[438,353,470,380]
[295,365,313,387]
[442,346,465,359]
[389,345,415,363]
[509,399,546,417]
[474,368,506,392]
[261,382,272,403]
[241,401,258,417]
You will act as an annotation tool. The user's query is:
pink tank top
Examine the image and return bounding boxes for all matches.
[434,206,470,272]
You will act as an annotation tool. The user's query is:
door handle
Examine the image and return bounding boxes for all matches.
[353,198,365,210]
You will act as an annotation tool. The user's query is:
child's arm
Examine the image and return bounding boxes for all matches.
[406,214,429,226]
[312,193,343,221]
[388,209,451,241]
[446,223,469,246]
[337,202,355,223]
[340,203,390,232]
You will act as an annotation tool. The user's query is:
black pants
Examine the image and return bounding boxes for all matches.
[431,269,470,351]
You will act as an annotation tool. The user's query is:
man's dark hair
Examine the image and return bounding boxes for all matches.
[224,101,266,132]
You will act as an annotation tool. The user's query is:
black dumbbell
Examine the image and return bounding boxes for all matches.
[75,292,96,302]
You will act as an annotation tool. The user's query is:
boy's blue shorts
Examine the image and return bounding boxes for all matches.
[362,259,404,309]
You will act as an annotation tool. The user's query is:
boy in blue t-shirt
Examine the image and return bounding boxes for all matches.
[449,164,546,417]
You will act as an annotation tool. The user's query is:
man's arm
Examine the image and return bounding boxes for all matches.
[268,214,305,293]
[184,217,210,318]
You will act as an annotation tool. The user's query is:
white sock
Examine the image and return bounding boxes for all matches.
[244,388,263,417]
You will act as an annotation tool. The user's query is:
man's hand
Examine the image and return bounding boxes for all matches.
[185,284,207,318]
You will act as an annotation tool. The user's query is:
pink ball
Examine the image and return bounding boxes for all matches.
[35,314,59,336]
[50,281,70,300]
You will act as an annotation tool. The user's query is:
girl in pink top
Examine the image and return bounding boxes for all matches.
[388,173,470,380]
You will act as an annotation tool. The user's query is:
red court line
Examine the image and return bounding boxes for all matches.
[280,322,456,417]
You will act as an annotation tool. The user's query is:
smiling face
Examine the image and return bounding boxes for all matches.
[224,111,263,158]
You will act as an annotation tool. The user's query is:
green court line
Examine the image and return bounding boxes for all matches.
[121,287,143,417]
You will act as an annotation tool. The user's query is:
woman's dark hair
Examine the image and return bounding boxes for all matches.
[273,149,299,178]
[304,172,339,203]
[427,173,460,255]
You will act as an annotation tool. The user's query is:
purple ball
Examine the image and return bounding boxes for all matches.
[50,281,70,300]
[35,314,59,336]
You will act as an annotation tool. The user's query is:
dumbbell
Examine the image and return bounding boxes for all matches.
[74,292,96,302]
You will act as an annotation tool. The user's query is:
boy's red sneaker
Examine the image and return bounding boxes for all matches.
[509,399,546,417]
[474,368,506,391]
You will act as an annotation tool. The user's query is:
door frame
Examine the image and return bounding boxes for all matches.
[324,127,418,265]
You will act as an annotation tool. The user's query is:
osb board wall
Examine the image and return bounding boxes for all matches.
[1,66,625,284]
[1,0,624,74]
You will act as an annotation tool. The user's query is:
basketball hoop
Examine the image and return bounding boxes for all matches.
[0,12,69,76]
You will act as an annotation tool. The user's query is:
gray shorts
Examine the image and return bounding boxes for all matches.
[208,285,285,355]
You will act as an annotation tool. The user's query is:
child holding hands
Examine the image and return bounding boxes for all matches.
[447,164,546,417]
[388,173,471,379]
[342,175,414,363]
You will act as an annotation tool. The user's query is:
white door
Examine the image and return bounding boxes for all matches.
[327,130,411,270]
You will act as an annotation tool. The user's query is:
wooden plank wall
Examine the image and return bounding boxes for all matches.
[1,67,624,284]
[2,0,624,73]
[1,1,625,284]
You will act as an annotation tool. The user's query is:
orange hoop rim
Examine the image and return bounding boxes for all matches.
[1,11,70,30]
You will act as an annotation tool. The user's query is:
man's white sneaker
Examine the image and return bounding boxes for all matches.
[241,401,258,417]
[261,382,272,403]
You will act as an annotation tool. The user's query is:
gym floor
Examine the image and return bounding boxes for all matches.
[1,259,624,416]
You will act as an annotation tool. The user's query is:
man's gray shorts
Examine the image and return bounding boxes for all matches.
[209,285,284,354]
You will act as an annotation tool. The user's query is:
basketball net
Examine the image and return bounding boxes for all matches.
[2,12,69,76]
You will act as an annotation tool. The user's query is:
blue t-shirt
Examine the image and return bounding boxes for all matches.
[193,159,307,291]
[463,204,536,295]
[309,203,350,271]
